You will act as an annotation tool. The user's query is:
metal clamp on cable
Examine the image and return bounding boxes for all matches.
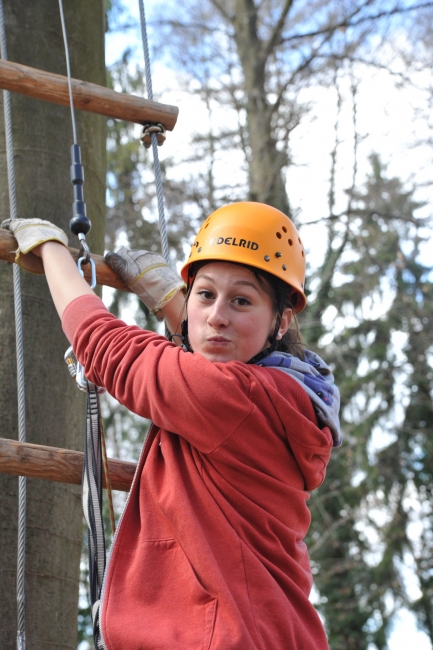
[141,122,166,148]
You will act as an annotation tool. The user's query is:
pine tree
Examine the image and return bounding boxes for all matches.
[307,154,433,648]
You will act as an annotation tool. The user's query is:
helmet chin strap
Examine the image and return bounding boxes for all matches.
[170,318,194,353]
[168,276,195,351]
[168,320,194,352]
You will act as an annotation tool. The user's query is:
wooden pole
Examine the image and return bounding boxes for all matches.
[0,59,178,129]
[0,438,135,492]
[0,227,132,292]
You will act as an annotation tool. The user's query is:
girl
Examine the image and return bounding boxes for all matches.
[5,202,341,649]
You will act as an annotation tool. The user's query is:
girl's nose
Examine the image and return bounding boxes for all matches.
[207,298,229,328]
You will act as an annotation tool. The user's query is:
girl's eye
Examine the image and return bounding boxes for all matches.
[234,297,251,306]
[197,290,214,300]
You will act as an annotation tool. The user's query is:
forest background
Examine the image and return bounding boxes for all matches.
[96,1,433,649]
[0,0,432,649]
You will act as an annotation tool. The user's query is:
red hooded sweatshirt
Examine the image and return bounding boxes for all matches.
[63,294,333,650]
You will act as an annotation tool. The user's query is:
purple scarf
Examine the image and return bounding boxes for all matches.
[256,350,342,447]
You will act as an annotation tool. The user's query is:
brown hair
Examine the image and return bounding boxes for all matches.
[249,267,306,361]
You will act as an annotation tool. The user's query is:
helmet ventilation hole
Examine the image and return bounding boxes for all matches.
[282,226,287,233]
[301,250,304,257]
[288,239,293,246]
[276,232,282,239]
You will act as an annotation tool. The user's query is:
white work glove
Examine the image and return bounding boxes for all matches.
[105,247,186,315]
[2,217,69,274]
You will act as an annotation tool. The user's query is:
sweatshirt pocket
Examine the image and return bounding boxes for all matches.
[102,538,217,650]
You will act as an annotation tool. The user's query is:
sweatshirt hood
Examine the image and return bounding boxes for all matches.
[255,350,342,447]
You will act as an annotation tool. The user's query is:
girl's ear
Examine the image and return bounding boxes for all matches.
[277,308,293,339]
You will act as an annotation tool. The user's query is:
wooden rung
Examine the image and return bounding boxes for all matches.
[0,59,178,130]
[0,227,132,293]
[0,438,136,492]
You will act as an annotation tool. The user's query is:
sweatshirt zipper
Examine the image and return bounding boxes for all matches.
[98,423,159,650]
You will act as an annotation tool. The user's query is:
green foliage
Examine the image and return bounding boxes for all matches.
[306,155,433,648]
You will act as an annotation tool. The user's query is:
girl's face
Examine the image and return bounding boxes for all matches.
[187,262,291,363]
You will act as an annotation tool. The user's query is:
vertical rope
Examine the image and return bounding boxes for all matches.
[57,9,112,646]
[0,2,27,648]
[58,0,78,144]
[137,0,170,266]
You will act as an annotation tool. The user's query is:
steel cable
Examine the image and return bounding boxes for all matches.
[138,0,170,267]
[58,0,78,144]
[0,1,27,648]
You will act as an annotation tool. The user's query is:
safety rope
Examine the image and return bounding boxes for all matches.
[58,3,113,646]
[138,0,170,266]
[0,2,27,648]
[99,412,116,535]
[82,387,106,619]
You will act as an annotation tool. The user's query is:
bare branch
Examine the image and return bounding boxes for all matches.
[345,72,360,220]
[150,18,227,35]
[208,0,233,22]
[302,210,430,226]
[270,29,336,117]
[328,70,343,218]
[280,1,433,45]
[270,0,377,113]
[261,0,294,64]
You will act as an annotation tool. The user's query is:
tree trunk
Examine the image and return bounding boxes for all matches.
[232,0,291,215]
[0,1,106,648]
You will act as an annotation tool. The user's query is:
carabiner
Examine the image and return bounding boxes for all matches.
[78,256,97,289]
[64,345,105,394]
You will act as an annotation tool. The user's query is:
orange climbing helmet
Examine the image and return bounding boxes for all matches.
[181,202,307,313]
